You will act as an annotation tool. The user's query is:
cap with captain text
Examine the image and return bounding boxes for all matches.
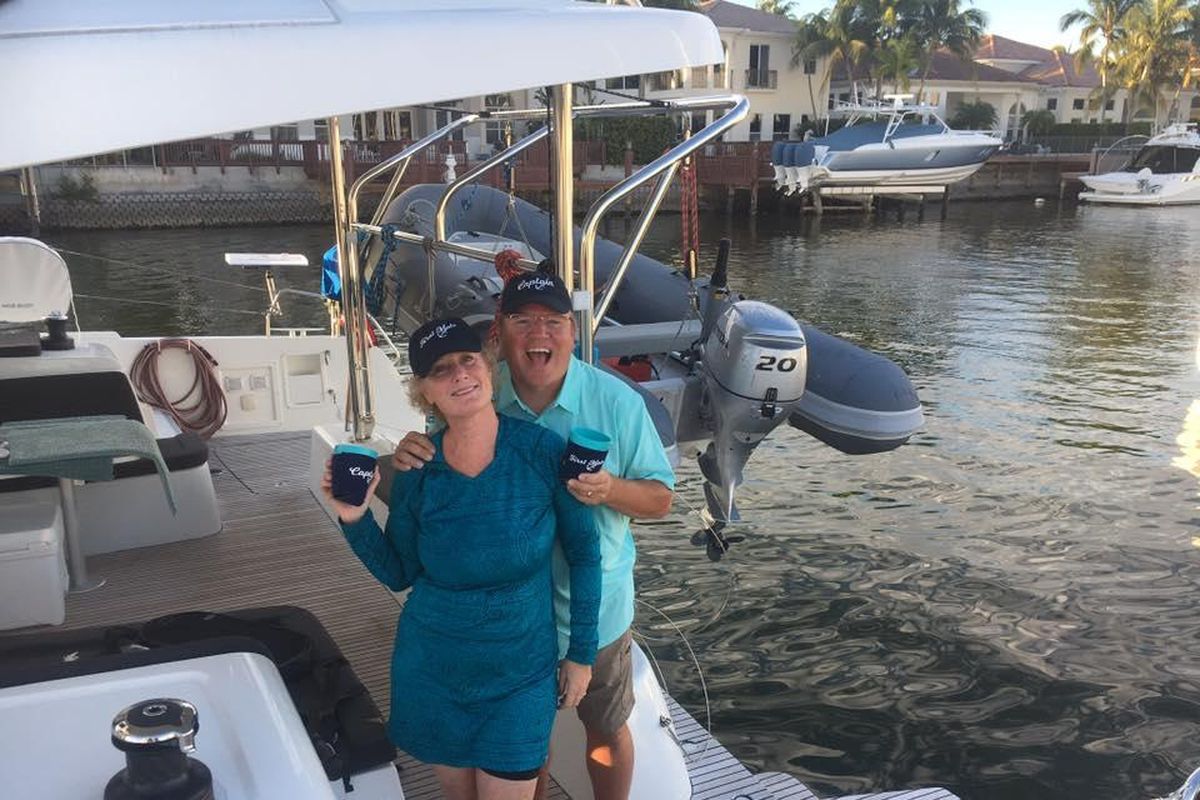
[408,317,482,378]
[499,272,572,315]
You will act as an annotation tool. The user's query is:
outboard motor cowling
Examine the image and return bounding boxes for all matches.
[699,301,806,535]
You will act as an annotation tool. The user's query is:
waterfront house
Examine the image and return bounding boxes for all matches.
[640,1,828,142]
[828,33,1200,140]
[973,34,1200,128]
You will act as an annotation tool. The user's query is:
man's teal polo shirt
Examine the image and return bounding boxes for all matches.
[496,356,675,654]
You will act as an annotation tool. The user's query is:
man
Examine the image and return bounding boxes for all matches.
[393,272,674,800]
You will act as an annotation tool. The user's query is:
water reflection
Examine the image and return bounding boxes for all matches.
[58,200,1200,799]
[1172,339,1200,482]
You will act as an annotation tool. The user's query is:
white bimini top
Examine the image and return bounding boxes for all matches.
[0,0,723,170]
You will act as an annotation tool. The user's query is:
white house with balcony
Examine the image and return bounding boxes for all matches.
[640,1,827,142]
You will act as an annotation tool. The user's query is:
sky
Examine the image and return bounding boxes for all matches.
[727,0,1083,51]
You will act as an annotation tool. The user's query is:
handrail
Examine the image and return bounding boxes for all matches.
[580,95,749,346]
[431,95,751,247]
[434,126,549,242]
[592,162,680,325]
[347,115,478,230]
[342,94,748,348]
[355,222,541,271]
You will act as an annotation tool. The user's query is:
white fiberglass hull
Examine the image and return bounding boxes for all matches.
[808,161,990,189]
[1079,172,1200,206]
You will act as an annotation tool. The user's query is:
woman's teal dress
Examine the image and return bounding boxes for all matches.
[339,415,600,773]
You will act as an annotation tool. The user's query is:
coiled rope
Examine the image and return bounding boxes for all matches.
[129,339,228,440]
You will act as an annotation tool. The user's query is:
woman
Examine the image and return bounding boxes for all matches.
[322,316,600,800]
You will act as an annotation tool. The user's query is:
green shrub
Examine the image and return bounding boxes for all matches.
[1046,121,1151,136]
[576,116,678,165]
[55,172,99,202]
[1020,110,1057,136]
[949,101,997,130]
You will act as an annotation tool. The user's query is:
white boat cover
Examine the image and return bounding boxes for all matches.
[0,237,73,323]
[0,0,723,170]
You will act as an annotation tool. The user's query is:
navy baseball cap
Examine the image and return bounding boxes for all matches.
[408,317,482,377]
[499,272,572,315]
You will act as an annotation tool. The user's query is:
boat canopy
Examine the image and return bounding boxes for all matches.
[0,0,723,171]
[1125,145,1200,175]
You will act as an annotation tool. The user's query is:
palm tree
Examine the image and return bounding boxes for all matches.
[792,12,832,122]
[908,0,988,102]
[1060,0,1141,122]
[1119,0,1192,126]
[876,35,921,93]
[758,0,797,17]
[827,0,877,96]
[801,2,872,102]
[1020,108,1057,136]
[1174,3,1200,111]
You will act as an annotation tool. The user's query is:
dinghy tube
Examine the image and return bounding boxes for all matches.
[367,183,923,471]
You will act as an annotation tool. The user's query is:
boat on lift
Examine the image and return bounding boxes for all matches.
[1079,124,1200,205]
[0,2,943,799]
[771,92,1003,196]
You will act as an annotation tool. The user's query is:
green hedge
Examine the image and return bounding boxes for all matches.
[1047,121,1152,136]
[575,116,679,166]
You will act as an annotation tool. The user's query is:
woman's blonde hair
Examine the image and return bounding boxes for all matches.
[406,346,498,423]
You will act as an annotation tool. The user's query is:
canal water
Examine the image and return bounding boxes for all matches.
[46,199,1200,800]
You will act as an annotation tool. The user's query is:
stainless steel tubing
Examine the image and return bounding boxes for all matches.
[433,126,549,242]
[354,224,542,272]
[581,96,749,337]
[551,84,575,295]
[328,115,375,441]
[591,161,680,326]
[345,115,477,228]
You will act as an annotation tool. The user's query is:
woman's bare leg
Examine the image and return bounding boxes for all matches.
[477,770,537,800]
[433,765,477,800]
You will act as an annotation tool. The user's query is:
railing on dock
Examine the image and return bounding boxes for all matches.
[56,137,609,191]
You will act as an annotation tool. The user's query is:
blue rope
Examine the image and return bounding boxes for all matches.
[365,223,400,316]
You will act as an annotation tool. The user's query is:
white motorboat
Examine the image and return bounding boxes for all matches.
[1079,124,1200,205]
[772,94,1003,196]
[0,2,949,799]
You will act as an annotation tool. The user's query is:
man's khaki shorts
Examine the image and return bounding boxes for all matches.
[576,629,635,736]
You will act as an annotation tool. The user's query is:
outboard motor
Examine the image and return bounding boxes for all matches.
[770,140,788,189]
[697,300,806,559]
[105,698,214,800]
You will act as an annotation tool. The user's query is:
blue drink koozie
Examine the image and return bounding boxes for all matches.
[331,443,379,506]
[559,427,610,484]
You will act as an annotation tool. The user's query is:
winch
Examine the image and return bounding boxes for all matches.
[105,698,214,800]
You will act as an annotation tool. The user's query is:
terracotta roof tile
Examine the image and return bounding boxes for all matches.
[975,34,1055,62]
[1020,51,1102,87]
[833,50,1039,83]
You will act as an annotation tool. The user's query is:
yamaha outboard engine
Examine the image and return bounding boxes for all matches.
[697,299,806,559]
[105,698,214,800]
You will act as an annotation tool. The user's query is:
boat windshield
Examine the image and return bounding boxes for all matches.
[1125,145,1200,174]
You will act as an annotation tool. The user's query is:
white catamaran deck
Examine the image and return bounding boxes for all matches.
[0,431,957,800]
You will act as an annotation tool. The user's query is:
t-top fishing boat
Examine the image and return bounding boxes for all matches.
[770,92,1003,197]
[0,2,954,799]
[1079,123,1200,206]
